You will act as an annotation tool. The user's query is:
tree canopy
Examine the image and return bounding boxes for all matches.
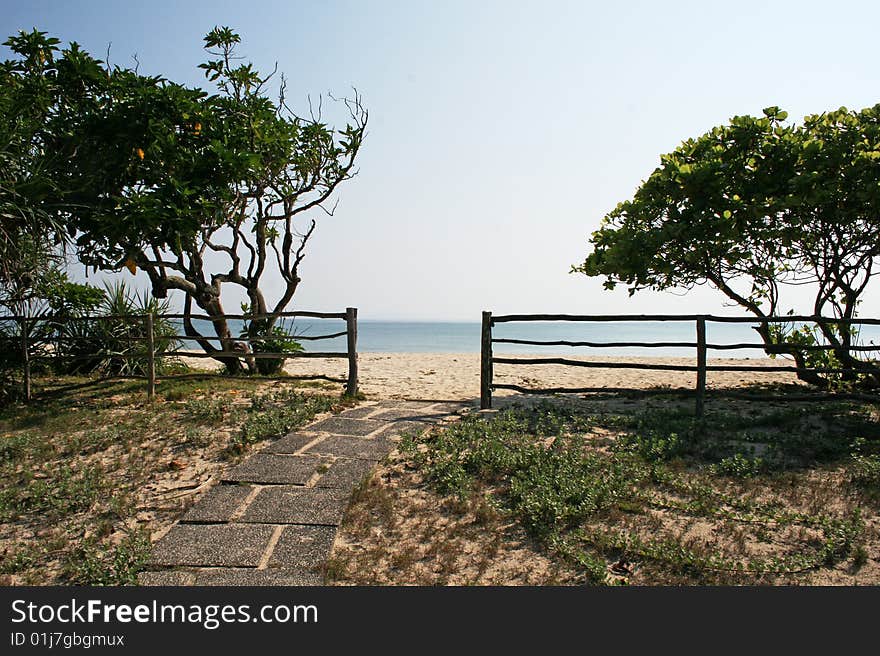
[1,30,66,295]
[2,27,367,373]
[573,105,880,386]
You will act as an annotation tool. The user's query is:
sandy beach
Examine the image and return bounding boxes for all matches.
[180,352,805,400]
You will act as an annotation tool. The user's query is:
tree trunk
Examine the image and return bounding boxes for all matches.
[752,322,827,388]
[708,274,827,387]
[181,293,249,374]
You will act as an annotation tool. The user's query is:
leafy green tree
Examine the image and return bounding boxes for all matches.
[785,107,880,379]
[3,27,367,374]
[0,30,69,303]
[0,30,152,396]
[574,105,880,387]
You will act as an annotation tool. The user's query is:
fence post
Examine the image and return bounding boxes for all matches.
[695,317,706,418]
[21,318,31,402]
[145,313,156,399]
[345,307,359,397]
[481,311,493,409]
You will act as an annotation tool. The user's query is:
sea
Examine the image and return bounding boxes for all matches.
[178,318,880,359]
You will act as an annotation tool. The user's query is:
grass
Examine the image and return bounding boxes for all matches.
[0,374,343,585]
[330,395,880,585]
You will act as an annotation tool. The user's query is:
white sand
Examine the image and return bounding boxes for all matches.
[180,352,803,401]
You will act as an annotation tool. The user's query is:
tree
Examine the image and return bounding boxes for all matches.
[0,30,102,401]
[6,27,367,374]
[785,107,880,380]
[573,105,880,387]
[0,29,69,305]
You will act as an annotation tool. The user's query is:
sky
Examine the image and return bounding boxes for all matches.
[3,0,880,321]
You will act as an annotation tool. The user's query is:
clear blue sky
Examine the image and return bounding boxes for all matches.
[4,0,880,320]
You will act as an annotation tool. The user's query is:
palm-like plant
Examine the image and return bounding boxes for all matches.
[57,281,179,376]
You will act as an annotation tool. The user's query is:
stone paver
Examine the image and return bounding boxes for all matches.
[306,416,386,436]
[268,525,337,569]
[375,421,429,440]
[336,405,382,419]
[313,457,376,489]
[139,570,195,586]
[369,407,448,422]
[427,402,470,414]
[181,484,252,523]
[140,400,472,586]
[262,432,321,454]
[148,524,275,567]
[139,568,323,586]
[369,409,427,422]
[377,400,435,409]
[303,435,394,461]
[223,454,329,484]
[192,568,323,586]
[240,486,348,525]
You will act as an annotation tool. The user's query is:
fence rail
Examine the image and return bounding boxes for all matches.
[3,308,359,401]
[480,311,880,414]
[491,313,880,324]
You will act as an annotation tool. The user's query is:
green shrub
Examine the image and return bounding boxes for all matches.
[54,281,179,376]
[183,396,235,423]
[850,453,880,490]
[818,511,865,566]
[0,464,106,521]
[231,391,334,453]
[767,320,871,390]
[710,452,765,479]
[413,406,646,539]
[1,268,107,400]
[63,531,151,585]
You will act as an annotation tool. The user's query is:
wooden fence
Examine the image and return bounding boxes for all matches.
[480,312,880,413]
[5,308,358,401]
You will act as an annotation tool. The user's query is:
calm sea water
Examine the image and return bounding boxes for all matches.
[179,319,880,358]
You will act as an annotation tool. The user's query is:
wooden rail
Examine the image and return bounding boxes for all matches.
[3,308,359,401]
[479,311,880,415]
[491,313,880,325]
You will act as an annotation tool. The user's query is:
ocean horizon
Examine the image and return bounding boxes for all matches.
[178,318,880,359]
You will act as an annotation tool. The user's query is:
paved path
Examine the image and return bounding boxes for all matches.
[138,400,468,585]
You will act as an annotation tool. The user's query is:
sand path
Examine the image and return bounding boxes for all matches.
[275,353,804,400]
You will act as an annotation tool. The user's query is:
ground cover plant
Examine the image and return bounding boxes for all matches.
[328,395,880,585]
[0,376,340,584]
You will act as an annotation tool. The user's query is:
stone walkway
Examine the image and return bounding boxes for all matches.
[138,400,469,585]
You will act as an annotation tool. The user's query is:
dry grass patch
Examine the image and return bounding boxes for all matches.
[0,375,342,585]
[329,395,880,585]
[328,464,583,585]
